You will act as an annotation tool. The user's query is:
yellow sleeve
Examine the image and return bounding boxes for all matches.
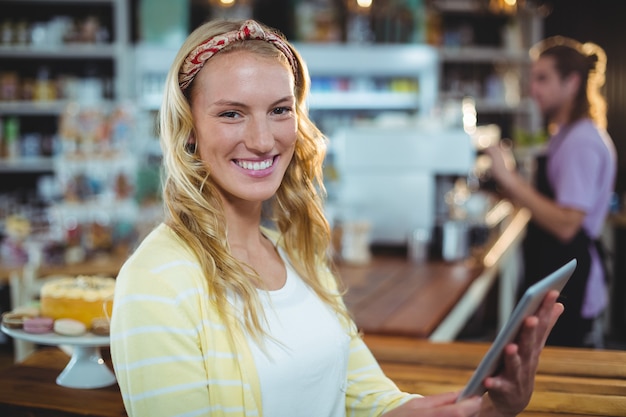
[345,334,420,416]
[110,259,217,417]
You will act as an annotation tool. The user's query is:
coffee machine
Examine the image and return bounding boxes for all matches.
[329,125,476,247]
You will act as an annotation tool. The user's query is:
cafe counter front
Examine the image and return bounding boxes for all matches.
[0,338,624,416]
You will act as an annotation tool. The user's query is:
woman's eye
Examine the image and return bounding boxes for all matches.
[219,111,239,118]
[273,106,292,115]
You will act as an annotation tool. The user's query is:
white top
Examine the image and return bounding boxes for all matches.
[247,252,350,417]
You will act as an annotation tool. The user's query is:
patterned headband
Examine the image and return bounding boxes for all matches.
[179,20,298,91]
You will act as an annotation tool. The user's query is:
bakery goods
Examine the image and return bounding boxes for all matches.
[1,312,36,329]
[40,276,115,327]
[23,316,54,334]
[54,318,87,336]
[90,317,111,336]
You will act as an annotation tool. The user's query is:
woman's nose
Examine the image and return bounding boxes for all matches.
[245,117,274,152]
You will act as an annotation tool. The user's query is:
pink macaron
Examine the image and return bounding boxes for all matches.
[22,317,54,334]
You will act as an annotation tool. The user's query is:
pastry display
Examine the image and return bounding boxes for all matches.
[40,275,115,327]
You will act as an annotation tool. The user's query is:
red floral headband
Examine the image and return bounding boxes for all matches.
[178,20,298,91]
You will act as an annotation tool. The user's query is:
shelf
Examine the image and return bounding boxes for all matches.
[439,47,529,63]
[295,43,439,76]
[2,0,117,4]
[0,100,115,116]
[0,157,54,173]
[0,100,68,116]
[0,44,119,59]
[439,95,535,113]
[308,91,420,111]
[474,97,534,113]
[431,0,484,13]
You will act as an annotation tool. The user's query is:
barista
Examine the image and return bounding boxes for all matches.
[484,36,617,347]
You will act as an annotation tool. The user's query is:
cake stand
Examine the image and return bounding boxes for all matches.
[1,325,116,389]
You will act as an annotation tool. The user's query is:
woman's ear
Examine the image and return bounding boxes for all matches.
[186,136,197,154]
[564,72,582,98]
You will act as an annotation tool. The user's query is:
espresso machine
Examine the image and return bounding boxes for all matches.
[329,125,476,254]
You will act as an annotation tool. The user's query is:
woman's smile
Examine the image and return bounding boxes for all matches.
[233,155,279,177]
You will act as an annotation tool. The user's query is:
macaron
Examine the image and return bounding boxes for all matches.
[2,312,35,329]
[90,317,110,336]
[54,318,87,336]
[23,316,54,334]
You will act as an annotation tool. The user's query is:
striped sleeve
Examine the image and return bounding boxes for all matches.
[344,334,420,416]
[111,259,219,417]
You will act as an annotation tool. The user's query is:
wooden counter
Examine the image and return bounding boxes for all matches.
[339,206,531,340]
[0,348,125,417]
[1,339,624,417]
[365,334,626,417]
[339,256,482,337]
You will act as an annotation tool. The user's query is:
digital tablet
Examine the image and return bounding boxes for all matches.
[456,258,577,402]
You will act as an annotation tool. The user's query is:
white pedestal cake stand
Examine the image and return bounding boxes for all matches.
[1,325,116,389]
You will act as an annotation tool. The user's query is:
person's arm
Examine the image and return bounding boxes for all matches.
[483,145,585,242]
[344,332,423,415]
[110,262,213,417]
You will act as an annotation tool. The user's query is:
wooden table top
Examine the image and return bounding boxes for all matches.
[365,334,626,417]
[338,256,482,337]
[0,348,125,417]
[1,340,624,417]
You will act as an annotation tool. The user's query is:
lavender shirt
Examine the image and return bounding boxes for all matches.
[547,118,617,317]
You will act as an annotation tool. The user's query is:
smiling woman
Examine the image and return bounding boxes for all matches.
[109,18,563,417]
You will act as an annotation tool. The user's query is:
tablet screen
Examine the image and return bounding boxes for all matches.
[456,258,577,401]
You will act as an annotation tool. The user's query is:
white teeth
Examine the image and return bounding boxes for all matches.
[236,158,273,171]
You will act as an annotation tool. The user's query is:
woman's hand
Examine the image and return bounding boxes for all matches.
[382,392,482,417]
[480,290,564,416]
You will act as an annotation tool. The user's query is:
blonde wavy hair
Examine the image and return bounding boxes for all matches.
[158,19,351,340]
[530,35,608,129]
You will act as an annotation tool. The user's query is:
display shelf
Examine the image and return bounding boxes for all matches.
[0,100,113,116]
[308,91,421,111]
[0,0,130,177]
[439,46,529,63]
[2,0,113,3]
[0,44,119,59]
[0,157,54,173]
[431,5,544,136]
[438,94,535,113]
[291,43,439,137]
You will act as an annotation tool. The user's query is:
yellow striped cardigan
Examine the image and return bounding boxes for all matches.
[110,223,418,417]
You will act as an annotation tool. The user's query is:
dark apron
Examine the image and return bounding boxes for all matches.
[522,154,594,347]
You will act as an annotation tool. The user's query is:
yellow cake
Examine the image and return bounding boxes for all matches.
[40,275,115,328]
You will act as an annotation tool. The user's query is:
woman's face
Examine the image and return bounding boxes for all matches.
[190,49,297,207]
